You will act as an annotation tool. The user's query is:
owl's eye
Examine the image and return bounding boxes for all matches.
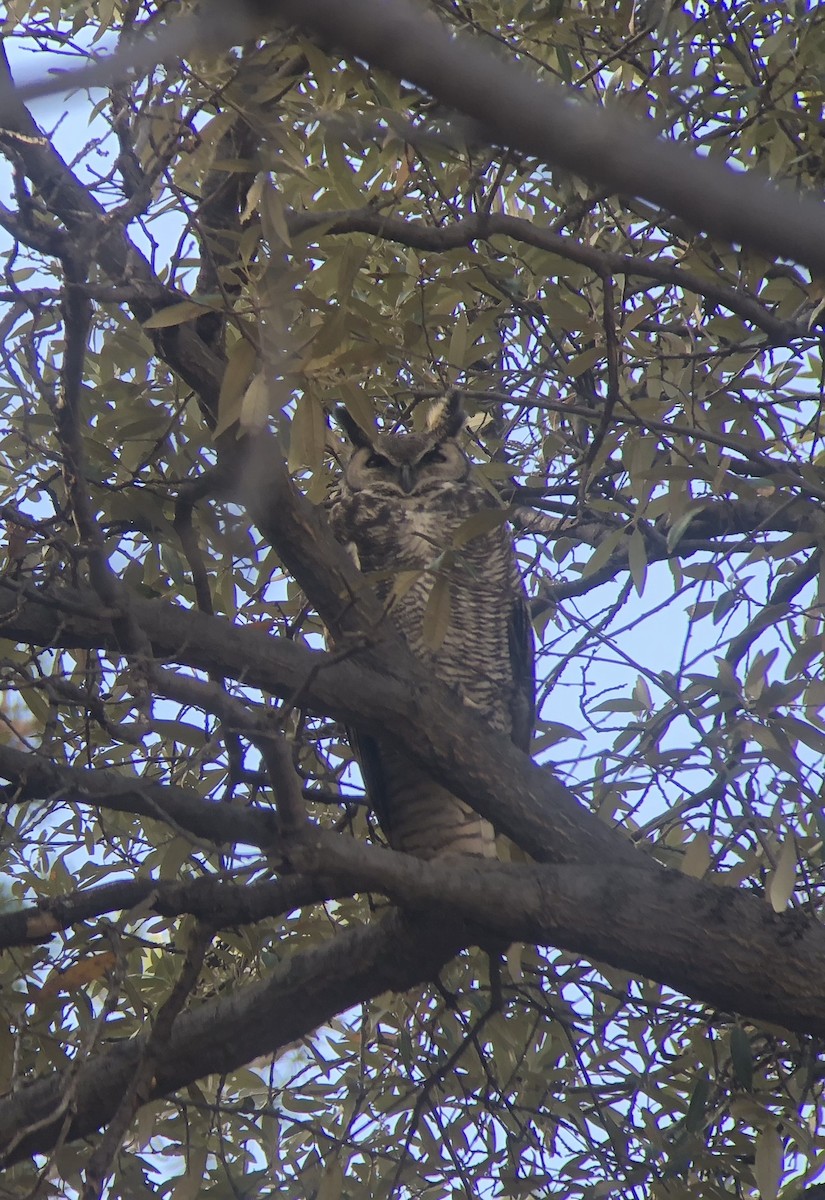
[419,448,447,466]
[365,452,391,470]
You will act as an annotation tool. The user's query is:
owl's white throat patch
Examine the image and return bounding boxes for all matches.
[404,507,451,558]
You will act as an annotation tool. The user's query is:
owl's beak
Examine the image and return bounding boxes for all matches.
[399,464,415,494]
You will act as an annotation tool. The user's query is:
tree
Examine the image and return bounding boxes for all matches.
[0,0,824,1195]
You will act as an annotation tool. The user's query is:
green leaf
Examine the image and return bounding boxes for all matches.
[769,836,796,913]
[628,529,647,596]
[288,393,326,473]
[667,508,702,553]
[452,506,511,548]
[729,1025,753,1090]
[143,300,209,329]
[216,333,259,437]
[685,1074,710,1133]
[423,575,452,651]
[754,1125,783,1200]
[583,529,624,577]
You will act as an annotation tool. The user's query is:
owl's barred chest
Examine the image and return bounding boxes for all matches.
[334,491,515,707]
[327,396,535,857]
[339,491,493,574]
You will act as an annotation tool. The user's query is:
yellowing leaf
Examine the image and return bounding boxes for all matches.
[39,952,117,1000]
[240,172,266,223]
[387,569,423,609]
[682,832,710,879]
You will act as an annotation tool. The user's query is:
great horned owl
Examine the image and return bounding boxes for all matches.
[327,392,535,859]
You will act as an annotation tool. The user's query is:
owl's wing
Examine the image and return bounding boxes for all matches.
[508,587,536,753]
[344,726,394,843]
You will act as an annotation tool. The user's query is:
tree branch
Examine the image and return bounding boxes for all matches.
[296,829,825,1036]
[0,740,278,849]
[0,44,226,418]
[286,207,806,343]
[3,831,825,1165]
[0,909,466,1166]
[259,0,825,275]
[0,579,634,869]
[0,874,342,951]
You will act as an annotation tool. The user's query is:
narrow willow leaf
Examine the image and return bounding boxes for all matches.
[667,508,701,553]
[730,1025,753,1090]
[745,647,779,701]
[452,506,511,547]
[769,836,796,913]
[288,393,326,473]
[337,381,375,436]
[685,1074,710,1133]
[628,529,647,596]
[448,311,470,368]
[143,300,208,329]
[682,832,710,879]
[218,335,258,416]
[423,575,452,651]
[633,674,652,711]
[583,529,624,577]
[240,373,271,435]
[754,1125,783,1200]
[387,569,423,609]
[261,184,292,248]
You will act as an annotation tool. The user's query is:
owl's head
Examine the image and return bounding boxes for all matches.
[336,392,470,497]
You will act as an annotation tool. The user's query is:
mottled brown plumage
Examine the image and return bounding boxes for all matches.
[328,392,535,858]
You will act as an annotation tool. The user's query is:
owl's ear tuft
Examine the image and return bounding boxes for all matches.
[427,389,465,439]
[335,405,374,449]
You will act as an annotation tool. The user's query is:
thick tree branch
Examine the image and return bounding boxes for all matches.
[0,909,466,1166]
[0,579,635,868]
[0,874,342,951]
[0,45,225,417]
[261,0,825,274]
[296,830,825,1036]
[3,832,825,1165]
[286,208,805,343]
[0,740,278,849]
